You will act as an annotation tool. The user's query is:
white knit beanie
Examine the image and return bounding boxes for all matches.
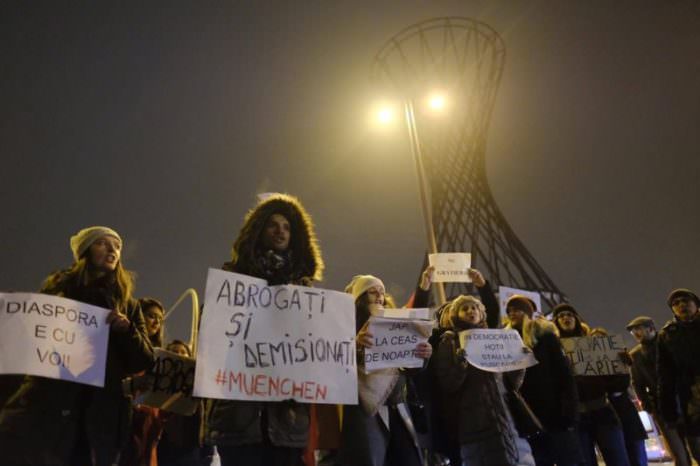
[344,275,385,301]
[70,226,122,261]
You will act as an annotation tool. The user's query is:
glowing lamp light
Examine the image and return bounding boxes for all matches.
[376,107,394,124]
[427,93,447,111]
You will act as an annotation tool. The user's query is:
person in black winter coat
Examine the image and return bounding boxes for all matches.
[552,304,631,466]
[0,226,155,466]
[435,271,534,466]
[657,288,700,463]
[627,315,691,466]
[505,296,582,466]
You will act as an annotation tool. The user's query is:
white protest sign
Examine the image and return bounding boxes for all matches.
[428,253,472,283]
[459,328,537,372]
[561,335,627,376]
[0,292,110,387]
[364,316,433,372]
[498,286,542,318]
[194,269,357,405]
[135,348,198,415]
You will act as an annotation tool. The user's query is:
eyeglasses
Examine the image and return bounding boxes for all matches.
[556,311,575,319]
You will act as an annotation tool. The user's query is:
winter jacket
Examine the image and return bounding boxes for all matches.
[629,337,659,413]
[434,284,523,466]
[657,315,700,434]
[205,194,324,449]
[508,318,578,431]
[0,281,154,466]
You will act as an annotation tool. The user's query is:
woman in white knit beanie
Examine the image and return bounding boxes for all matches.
[337,268,434,466]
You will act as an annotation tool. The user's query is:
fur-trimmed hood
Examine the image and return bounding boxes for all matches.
[506,315,559,349]
[224,194,324,283]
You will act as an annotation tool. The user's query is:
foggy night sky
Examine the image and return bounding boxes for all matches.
[2,1,699,345]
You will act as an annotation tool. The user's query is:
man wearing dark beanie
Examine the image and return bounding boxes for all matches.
[657,288,700,463]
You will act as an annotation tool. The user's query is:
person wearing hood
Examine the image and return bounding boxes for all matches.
[627,316,690,466]
[336,269,433,466]
[204,194,324,466]
[551,304,631,466]
[0,226,155,466]
[505,296,582,466]
[434,273,535,466]
[657,288,700,462]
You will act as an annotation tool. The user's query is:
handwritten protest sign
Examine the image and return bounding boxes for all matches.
[0,292,109,387]
[428,253,472,283]
[135,348,198,415]
[561,335,627,376]
[194,269,357,404]
[364,316,433,372]
[459,329,537,372]
[498,286,542,318]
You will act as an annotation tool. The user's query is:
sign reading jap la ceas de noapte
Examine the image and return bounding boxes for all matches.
[363,312,433,372]
[0,292,110,387]
[194,268,358,405]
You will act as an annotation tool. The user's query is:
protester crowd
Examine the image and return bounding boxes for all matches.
[0,193,699,466]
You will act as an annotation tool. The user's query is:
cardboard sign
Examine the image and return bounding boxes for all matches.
[364,316,433,372]
[459,328,537,372]
[0,292,110,387]
[561,335,627,376]
[135,348,198,415]
[498,286,542,318]
[428,253,472,283]
[194,269,357,404]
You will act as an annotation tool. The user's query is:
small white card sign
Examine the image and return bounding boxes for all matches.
[0,292,110,387]
[194,269,358,405]
[561,335,627,376]
[428,253,472,283]
[364,316,433,372]
[459,328,537,372]
[498,286,542,318]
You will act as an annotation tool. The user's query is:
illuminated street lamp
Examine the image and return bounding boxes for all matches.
[373,94,448,305]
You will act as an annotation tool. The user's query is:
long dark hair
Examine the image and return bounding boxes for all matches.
[139,297,165,347]
[41,255,136,314]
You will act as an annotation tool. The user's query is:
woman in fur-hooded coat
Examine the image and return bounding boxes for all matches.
[505,296,582,466]
[205,194,324,466]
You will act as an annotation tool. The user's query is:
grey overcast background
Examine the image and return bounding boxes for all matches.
[2,1,699,345]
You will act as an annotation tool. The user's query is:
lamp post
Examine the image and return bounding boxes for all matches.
[403,99,447,306]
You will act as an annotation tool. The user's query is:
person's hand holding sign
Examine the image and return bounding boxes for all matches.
[467,268,486,288]
[415,341,432,359]
[419,266,436,291]
[357,321,374,348]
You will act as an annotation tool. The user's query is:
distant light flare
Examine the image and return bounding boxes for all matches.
[427,92,447,111]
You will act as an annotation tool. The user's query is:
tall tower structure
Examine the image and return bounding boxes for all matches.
[371,17,567,311]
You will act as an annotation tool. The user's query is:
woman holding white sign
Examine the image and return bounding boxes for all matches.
[434,271,535,466]
[336,270,433,466]
[0,226,155,466]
